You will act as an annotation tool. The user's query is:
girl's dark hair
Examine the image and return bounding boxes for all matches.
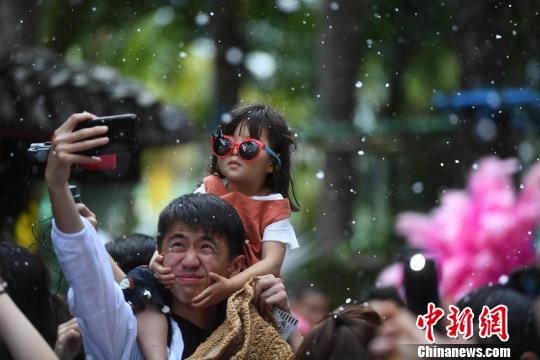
[0,243,56,358]
[157,193,245,259]
[210,104,300,211]
[296,305,382,360]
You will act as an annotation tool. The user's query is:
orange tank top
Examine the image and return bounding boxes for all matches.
[203,175,291,268]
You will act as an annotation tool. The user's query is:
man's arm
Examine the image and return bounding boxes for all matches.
[45,112,108,233]
[46,113,139,359]
[75,203,126,283]
[254,275,304,353]
[52,218,139,359]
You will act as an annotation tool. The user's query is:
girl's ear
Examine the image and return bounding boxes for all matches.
[265,158,275,174]
[266,154,281,174]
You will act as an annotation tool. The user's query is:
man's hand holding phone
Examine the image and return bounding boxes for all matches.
[45,112,109,234]
[72,113,137,156]
[45,112,109,190]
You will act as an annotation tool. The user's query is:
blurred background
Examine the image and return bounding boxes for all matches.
[1,0,540,306]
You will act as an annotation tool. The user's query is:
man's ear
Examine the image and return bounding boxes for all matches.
[228,255,244,277]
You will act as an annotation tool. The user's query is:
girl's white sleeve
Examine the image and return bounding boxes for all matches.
[262,218,299,249]
[193,184,206,194]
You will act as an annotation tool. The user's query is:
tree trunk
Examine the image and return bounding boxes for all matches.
[0,0,38,239]
[453,1,514,159]
[317,0,362,251]
[210,0,244,120]
[454,1,509,89]
[0,0,38,50]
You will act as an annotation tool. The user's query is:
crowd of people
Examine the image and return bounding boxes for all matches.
[1,104,540,359]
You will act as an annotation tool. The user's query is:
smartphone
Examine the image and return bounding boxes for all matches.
[73,114,138,156]
[404,255,440,316]
[69,184,81,203]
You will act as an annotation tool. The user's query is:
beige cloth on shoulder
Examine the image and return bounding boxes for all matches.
[188,279,295,360]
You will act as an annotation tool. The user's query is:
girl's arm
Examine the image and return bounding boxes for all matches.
[229,241,286,289]
[130,252,171,360]
[137,306,168,360]
[0,284,58,360]
[192,241,286,307]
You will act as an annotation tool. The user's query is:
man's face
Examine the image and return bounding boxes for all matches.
[160,222,241,305]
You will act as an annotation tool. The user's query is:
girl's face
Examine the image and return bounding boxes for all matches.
[217,123,274,194]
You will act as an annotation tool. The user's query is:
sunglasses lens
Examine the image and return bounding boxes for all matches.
[213,136,232,156]
[239,141,260,159]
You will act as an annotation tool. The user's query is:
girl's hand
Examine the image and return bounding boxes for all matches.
[149,255,175,288]
[191,273,235,308]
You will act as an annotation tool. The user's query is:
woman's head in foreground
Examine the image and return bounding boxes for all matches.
[296,304,382,360]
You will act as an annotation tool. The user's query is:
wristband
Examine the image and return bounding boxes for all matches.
[272,306,298,340]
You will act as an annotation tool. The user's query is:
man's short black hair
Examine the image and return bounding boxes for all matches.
[157,193,244,259]
[358,286,405,307]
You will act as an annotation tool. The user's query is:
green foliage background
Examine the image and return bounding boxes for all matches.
[31,0,540,304]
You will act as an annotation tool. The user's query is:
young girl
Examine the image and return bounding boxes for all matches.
[132,104,300,359]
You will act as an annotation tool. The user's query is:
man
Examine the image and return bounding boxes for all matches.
[46,113,300,359]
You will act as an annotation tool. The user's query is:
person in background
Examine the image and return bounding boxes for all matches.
[54,317,84,360]
[295,304,382,360]
[458,285,540,359]
[0,242,59,357]
[106,233,156,274]
[0,242,73,359]
[290,287,329,336]
[0,273,58,360]
[368,306,428,359]
[370,284,540,359]
[359,286,405,321]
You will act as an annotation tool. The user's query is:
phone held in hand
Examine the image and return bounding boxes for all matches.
[69,185,82,203]
[404,254,441,316]
[73,114,138,156]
